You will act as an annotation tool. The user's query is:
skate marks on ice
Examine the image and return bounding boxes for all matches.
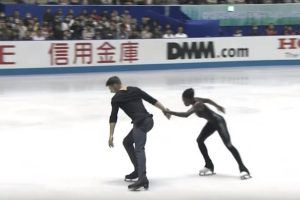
[2,66,300,94]
[0,66,300,199]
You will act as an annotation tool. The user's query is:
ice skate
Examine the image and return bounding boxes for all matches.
[128,177,149,191]
[124,171,138,182]
[240,171,252,180]
[199,167,215,176]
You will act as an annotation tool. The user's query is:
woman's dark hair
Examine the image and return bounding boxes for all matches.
[106,76,121,86]
[182,88,195,99]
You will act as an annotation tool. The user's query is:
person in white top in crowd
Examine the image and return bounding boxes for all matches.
[32,29,46,41]
[174,26,188,38]
[233,28,243,37]
[82,25,95,40]
[163,29,175,39]
[141,26,153,39]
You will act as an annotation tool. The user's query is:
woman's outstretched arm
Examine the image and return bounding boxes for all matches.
[197,98,225,113]
[165,107,195,118]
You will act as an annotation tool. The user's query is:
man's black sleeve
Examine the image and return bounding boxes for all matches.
[138,88,158,105]
[109,101,119,123]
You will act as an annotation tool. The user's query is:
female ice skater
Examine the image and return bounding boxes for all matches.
[106,76,170,191]
[165,88,251,180]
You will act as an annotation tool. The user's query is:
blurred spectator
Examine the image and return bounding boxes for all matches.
[12,7,300,40]
[70,0,81,4]
[250,25,259,36]
[265,23,277,35]
[233,28,243,36]
[23,12,33,26]
[129,29,141,39]
[32,29,46,40]
[4,0,300,4]
[13,10,21,24]
[2,22,17,40]
[283,26,295,35]
[163,29,175,38]
[103,25,117,39]
[140,16,152,29]
[178,0,207,4]
[63,30,72,39]
[152,25,163,38]
[273,0,284,3]
[53,17,64,39]
[94,29,102,39]
[174,26,188,38]
[23,30,33,40]
[111,10,121,22]
[58,0,69,5]
[16,21,28,39]
[164,24,172,31]
[47,0,58,4]
[0,12,5,19]
[141,26,152,39]
[82,25,95,39]
[0,23,6,40]
[70,20,83,39]
[117,24,129,39]
[43,8,54,24]
[245,0,263,3]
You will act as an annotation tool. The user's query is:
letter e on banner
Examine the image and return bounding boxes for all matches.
[0,45,16,65]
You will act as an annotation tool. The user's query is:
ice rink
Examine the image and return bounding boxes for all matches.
[0,66,300,200]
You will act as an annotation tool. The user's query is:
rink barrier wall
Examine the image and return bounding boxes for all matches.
[1,60,300,76]
[1,36,300,75]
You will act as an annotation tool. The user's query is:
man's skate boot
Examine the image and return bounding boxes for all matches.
[124,171,138,182]
[128,177,149,191]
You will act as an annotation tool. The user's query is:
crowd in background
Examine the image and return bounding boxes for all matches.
[0,9,299,40]
[1,0,300,4]
[0,9,189,40]
[231,24,300,37]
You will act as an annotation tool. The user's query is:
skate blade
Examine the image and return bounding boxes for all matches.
[199,172,216,176]
[129,186,149,192]
[124,178,138,182]
[240,175,252,180]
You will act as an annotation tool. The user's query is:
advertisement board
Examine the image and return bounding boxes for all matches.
[0,36,300,74]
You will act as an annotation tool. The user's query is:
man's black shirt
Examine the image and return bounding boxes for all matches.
[109,86,158,124]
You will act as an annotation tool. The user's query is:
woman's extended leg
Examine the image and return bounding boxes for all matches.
[216,118,250,174]
[197,122,217,172]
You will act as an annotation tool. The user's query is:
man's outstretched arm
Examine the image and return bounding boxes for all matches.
[154,101,171,119]
[139,88,170,119]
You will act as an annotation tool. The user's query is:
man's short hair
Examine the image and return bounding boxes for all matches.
[106,76,121,86]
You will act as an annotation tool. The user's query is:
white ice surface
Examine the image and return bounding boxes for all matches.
[0,66,300,200]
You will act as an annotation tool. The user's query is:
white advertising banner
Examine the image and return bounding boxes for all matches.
[0,36,300,69]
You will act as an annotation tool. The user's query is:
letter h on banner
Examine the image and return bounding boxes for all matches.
[278,38,298,49]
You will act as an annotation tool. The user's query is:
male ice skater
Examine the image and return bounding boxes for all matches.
[106,76,170,191]
[165,88,251,180]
